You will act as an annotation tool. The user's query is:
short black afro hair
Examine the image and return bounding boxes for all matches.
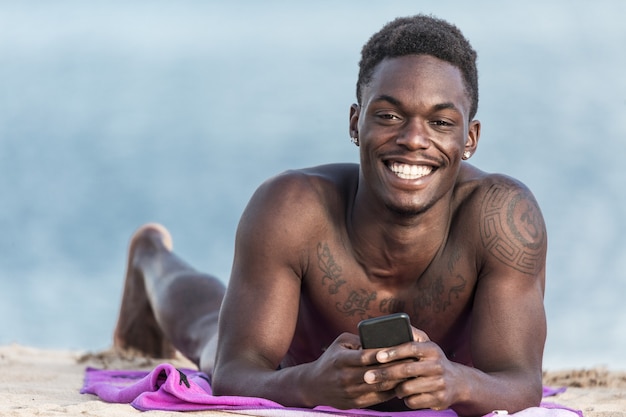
[357,14,479,120]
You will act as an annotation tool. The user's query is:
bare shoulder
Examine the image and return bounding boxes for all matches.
[457,165,547,276]
[284,162,359,195]
[236,163,358,253]
[245,163,358,216]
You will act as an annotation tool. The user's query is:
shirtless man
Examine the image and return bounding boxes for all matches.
[113,15,547,416]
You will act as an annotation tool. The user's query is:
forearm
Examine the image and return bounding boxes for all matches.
[451,365,542,416]
[212,361,317,408]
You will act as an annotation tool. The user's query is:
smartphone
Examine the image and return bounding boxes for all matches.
[358,312,413,349]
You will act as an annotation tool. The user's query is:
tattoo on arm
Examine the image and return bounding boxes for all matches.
[480,184,546,275]
[317,242,346,294]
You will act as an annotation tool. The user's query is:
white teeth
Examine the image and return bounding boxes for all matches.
[389,162,433,179]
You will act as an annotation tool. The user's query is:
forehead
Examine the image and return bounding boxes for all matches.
[362,54,470,115]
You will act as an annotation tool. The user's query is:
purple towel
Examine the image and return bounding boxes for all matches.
[81,363,582,416]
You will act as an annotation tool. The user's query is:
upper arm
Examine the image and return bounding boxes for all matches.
[215,171,321,371]
[470,177,547,376]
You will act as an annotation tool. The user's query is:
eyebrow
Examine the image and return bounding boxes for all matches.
[371,94,402,106]
[432,102,461,114]
[371,94,462,114]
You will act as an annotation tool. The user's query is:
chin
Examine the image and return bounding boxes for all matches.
[385,200,433,217]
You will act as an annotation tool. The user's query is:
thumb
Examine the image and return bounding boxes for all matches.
[411,327,430,343]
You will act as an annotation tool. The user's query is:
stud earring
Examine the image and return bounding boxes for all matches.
[462,150,471,160]
[350,136,359,146]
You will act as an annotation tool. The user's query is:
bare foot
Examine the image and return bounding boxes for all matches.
[113,223,176,358]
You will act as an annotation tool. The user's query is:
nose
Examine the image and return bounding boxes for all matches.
[395,121,430,150]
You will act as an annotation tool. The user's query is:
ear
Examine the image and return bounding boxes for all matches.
[349,103,360,138]
[464,119,481,157]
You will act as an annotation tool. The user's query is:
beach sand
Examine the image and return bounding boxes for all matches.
[1,344,625,416]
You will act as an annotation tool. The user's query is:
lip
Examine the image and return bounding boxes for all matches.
[383,157,439,183]
[383,154,440,167]
[381,166,436,193]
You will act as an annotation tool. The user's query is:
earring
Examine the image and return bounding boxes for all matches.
[351,136,359,146]
[462,150,471,160]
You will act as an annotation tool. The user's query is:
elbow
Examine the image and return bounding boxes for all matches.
[209,365,233,396]
[528,368,544,406]
[210,377,225,396]
[529,378,543,407]
[210,362,255,397]
[513,372,543,412]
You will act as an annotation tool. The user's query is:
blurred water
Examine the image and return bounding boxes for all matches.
[1,1,625,371]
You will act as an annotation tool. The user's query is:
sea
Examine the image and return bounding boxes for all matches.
[1,0,625,371]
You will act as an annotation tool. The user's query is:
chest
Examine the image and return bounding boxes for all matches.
[302,239,477,342]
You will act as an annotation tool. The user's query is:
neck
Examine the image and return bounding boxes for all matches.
[347,185,452,283]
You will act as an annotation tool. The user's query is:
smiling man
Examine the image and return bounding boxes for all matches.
[113,15,547,416]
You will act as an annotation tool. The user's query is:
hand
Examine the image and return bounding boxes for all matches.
[304,332,402,409]
[362,328,462,411]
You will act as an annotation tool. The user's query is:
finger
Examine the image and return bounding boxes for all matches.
[341,374,399,408]
[325,378,398,410]
[395,374,445,399]
[401,390,449,412]
[364,358,426,385]
[396,374,451,411]
[362,371,405,392]
[357,388,398,409]
[363,362,408,385]
[376,339,440,364]
[335,332,363,349]
[411,327,430,343]
[355,346,385,366]
[369,328,431,363]
[331,333,379,366]
[336,332,394,366]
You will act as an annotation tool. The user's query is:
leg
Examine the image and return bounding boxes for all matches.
[113,223,225,372]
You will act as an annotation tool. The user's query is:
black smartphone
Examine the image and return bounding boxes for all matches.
[358,312,413,349]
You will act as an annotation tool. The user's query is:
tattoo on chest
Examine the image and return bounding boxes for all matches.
[480,184,546,275]
[412,274,467,315]
[317,242,347,294]
[379,297,406,314]
[316,242,469,319]
[316,242,376,317]
[336,289,377,317]
[447,245,462,273]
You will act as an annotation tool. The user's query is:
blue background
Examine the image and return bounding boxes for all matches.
[1,1,624,371]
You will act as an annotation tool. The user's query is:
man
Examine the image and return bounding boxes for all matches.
[113,15,547,415]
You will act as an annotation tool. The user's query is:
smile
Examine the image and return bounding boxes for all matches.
[388,162,433,180]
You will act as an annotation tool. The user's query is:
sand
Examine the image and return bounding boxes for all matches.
[1,344,625,417]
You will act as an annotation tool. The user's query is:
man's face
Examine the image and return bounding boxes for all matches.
[350,54,479,216]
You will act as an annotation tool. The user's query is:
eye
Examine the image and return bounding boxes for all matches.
[429,120,452,127]
[378,113,401,121]
[375,112,403,126]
